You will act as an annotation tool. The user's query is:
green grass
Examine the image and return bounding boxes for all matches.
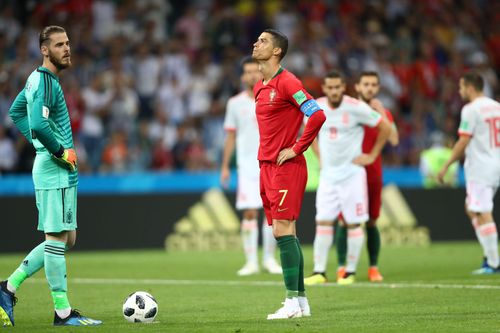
[1,242,499,332]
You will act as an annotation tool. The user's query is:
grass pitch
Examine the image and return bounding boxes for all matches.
[1,242,499,332]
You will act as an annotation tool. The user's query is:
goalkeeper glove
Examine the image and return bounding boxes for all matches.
[54,147,77,171]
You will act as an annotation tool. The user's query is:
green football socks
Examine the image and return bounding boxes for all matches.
[277,235,300,298]
[367,225,381,266]
[8,241,46,291]
[44,240,71,310]
[296,237,306,297]
[335,224,347,266]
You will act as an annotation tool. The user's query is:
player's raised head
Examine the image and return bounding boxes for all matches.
[459,72,484,102]
[356,71,380,102]
[253,29,288,62]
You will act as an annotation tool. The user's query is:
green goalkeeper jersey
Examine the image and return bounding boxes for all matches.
[9,66,78,189]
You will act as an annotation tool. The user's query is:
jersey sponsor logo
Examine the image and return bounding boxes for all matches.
[292,90,307,106]
[43,106,50,119]
[269,89,276,102]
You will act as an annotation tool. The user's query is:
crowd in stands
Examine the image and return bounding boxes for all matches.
[0,0,498,174]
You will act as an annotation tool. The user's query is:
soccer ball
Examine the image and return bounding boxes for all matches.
[122,291,158,323]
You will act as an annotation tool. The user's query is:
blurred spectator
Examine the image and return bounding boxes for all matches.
[0,125,16,174]
[100,130,129,173]
[420,131,459,188]
[0,0,498,175]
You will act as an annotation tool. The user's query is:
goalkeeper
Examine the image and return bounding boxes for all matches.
[0,26,101,327]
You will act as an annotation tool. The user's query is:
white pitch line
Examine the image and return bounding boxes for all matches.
[19,277,500,290]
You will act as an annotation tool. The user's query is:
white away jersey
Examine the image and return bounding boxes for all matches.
[223,91,260,176]
[458,96,500,187]
[316,95,382,183]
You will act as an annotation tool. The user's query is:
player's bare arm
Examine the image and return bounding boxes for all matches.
[437,134,471,184]
[220,130,236,187]
[353,118,391,166]
[370,98,399,146]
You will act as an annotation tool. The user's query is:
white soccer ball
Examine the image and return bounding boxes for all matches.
[122,291,158,323]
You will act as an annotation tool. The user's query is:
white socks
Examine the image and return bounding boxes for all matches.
[262,221,277,263]
[312,225,334,273]
[56,308,71,319]
[346,226,364,273]
[241,219,258,264]
[476,222,499,268]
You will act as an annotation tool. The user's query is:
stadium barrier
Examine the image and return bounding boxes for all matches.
[0,183,497,252]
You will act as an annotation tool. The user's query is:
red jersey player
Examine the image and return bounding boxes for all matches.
[252,29,326,319]
[355,71,399,281]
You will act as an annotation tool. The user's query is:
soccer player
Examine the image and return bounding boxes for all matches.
[355,71,399,282]
[0,26,102,327]
[252,29,326,319]
[220,57,282,276]
[304,71,391,286]
[438,72,500,274]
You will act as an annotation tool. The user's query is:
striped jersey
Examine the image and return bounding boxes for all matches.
[9,66,77,189]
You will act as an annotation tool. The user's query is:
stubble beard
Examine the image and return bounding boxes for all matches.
[48,51,71,71]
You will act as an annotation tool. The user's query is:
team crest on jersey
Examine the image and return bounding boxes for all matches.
[269,89,276,102]
[66,210,73,224]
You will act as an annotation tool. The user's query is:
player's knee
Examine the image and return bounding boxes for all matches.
[476,212,494,225]
[347,223,361,229]
[366,219,377,227]
[243,209,258,220]
[316,220,334,226]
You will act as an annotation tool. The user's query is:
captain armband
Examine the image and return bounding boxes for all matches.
[300,99,322,117]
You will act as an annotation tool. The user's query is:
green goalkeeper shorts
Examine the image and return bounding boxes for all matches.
[36,186,77,233]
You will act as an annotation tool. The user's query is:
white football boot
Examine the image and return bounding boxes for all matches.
[267,297,302,320]
[298,296,311,317]
[237,262,260,276]
[262,258,282,274]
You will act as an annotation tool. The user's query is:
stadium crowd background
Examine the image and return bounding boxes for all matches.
[0,0,498,175]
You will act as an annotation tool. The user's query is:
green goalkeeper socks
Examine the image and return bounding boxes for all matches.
[44,240,71,310]
[8,241,46,291]
[277,235,300,298]
[367,225,381,266]
[335,224,347,266]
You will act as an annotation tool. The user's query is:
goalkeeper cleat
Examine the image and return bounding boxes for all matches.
[263,258,282,274]
[471,265,500,275]
[267,298,302,320]
[298,296,311,317]
[54,309,102,326]
[237,262,260,276]
[336,266,346,281]
[368,266,384,282]
[304,273,327,286]
[0,281,16,327]
[337,272,356,285]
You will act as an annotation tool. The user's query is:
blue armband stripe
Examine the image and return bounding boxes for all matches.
[300,99,321,117]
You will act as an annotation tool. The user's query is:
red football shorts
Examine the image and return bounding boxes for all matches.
[367,179,383,220]
[259,155,307,225]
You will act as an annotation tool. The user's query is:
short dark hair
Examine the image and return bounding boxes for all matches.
[324,70,344,83]
[357,71,379,83]
[263,28,288,60]
[39,25,66,48]
[462,72,484,92]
